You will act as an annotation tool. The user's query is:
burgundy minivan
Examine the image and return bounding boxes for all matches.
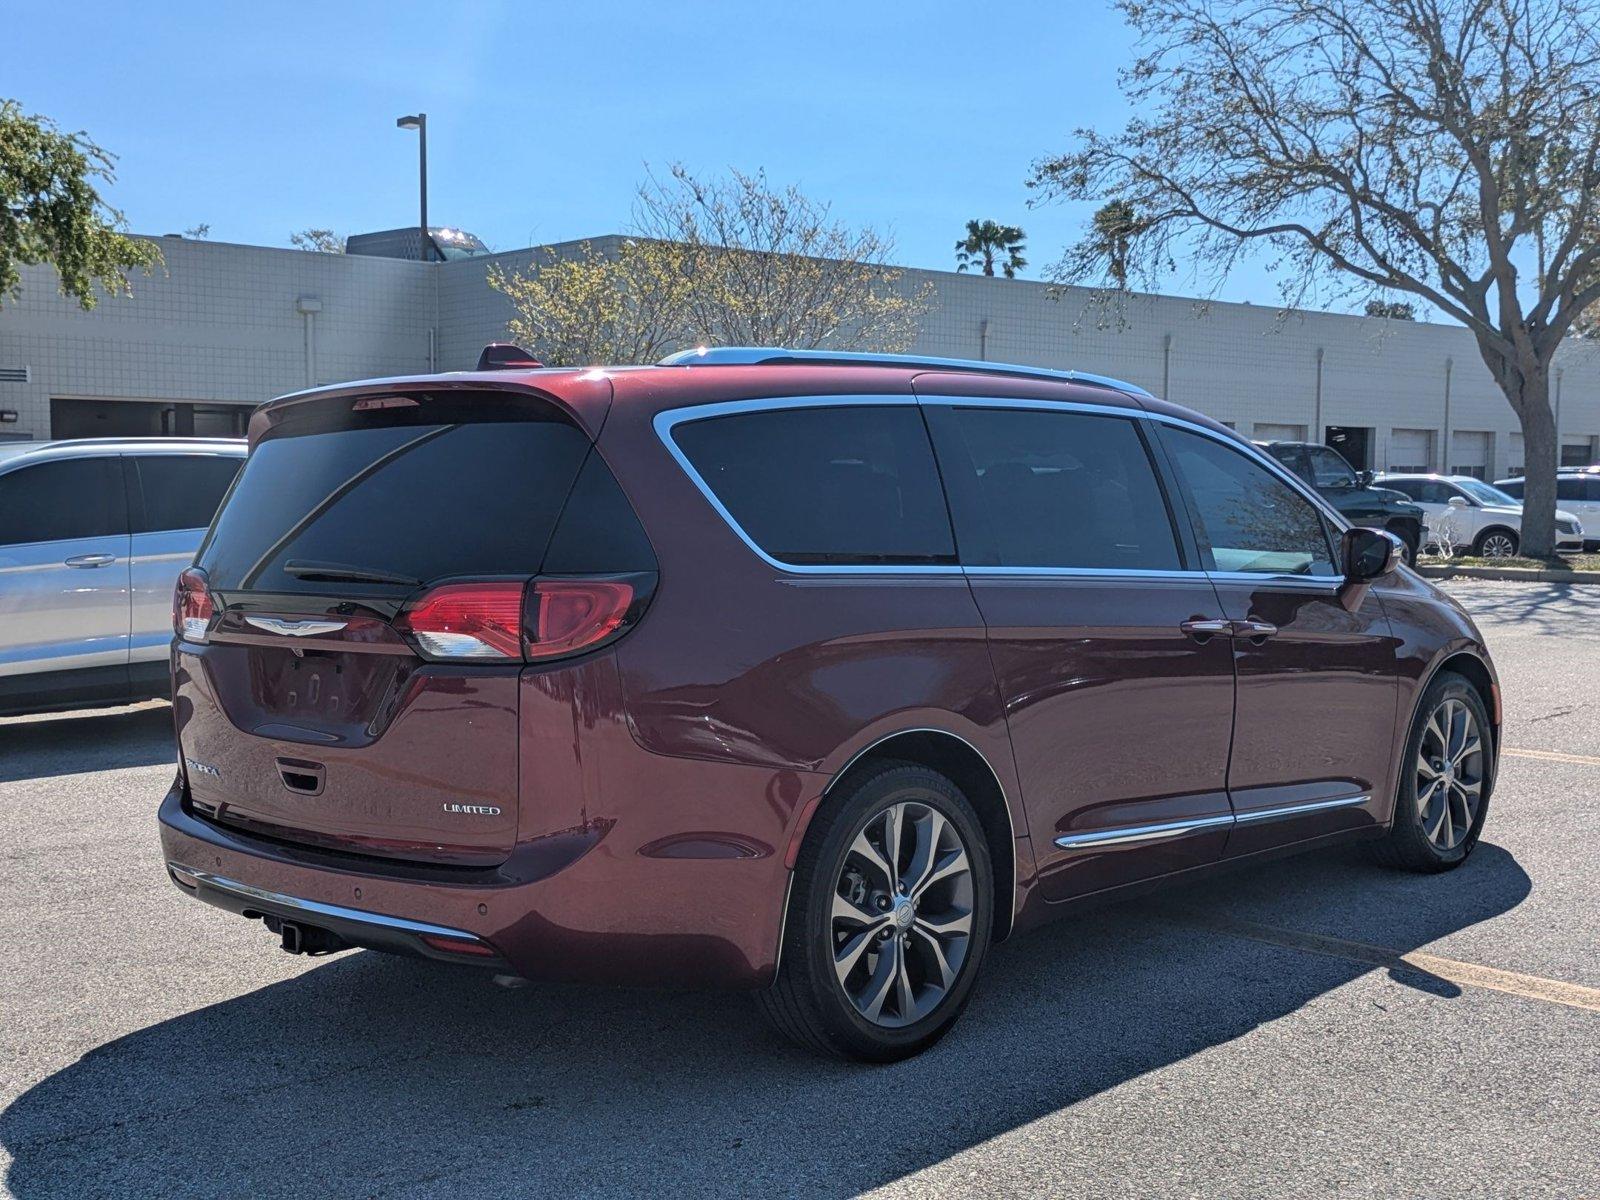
[159,346,1499,1060]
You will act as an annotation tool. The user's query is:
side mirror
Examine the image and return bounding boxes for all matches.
[1447,495,1470,508]
[1343,526,1404,582]
[1356,469,1375,487]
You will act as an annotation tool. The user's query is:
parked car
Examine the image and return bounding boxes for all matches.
[1256,440,1425,563]
[1377,473,1585,557]
[0,438,245,716]
[1492,466,1600,551]
[160,348,1499,1062]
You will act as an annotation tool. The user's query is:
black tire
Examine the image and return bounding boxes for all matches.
[1370,672,1493,872]
[757,761,994,1062]
[1472,527,1519,558]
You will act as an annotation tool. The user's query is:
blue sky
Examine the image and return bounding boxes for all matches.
[12,0,1277,304]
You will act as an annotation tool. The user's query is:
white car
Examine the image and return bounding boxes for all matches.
[1493,467,1600,551]
[1377,473,1585,557]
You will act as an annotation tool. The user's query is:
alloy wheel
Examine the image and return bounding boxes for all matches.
[1415,698,1484,852]
[831,800,975,1028]
[1480,533,1517,558]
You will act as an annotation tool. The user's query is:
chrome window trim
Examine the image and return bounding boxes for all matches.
[653,393,1353,578]
[1054,793,1370,850]
[168,865,488,943]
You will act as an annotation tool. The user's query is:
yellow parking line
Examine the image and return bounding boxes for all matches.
[1503,746,1600,767]
[1186,915,1600,1014]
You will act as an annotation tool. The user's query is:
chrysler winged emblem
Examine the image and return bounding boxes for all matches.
[243,616,349,637]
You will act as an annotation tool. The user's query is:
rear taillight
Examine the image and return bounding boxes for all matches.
[396,582,526,660]
[526,579,635,660]
[173,567,214,643]
[395,576,645,663]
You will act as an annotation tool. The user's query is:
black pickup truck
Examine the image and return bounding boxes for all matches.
[1257,440,1425,563]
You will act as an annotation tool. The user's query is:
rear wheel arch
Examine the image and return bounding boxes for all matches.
[806,729,1018,942]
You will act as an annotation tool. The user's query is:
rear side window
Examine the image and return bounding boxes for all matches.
[670,405,955,566]
[131,454,242,533]
[1557,478,1589,502]
[0,458,127,545]
[199,396,593,592]
[1162,427,1336,576]
[931,407,1181,570]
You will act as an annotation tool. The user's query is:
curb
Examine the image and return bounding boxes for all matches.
[1416,564,1600,584]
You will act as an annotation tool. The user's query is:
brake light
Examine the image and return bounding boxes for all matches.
[397,582,526,660]
[173,568,214,643]
[527,579,634,659]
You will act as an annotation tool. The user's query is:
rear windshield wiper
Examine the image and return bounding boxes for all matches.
[283,560,423,587]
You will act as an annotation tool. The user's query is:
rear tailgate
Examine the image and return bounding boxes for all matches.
[175,386,594,866]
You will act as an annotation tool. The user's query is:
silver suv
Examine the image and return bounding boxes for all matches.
[0,437,244,716]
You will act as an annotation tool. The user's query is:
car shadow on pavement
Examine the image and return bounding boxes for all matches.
[0,841,1530,1199]
[0,704,173,784]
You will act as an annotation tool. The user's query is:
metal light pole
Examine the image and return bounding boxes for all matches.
[396,113,429,261]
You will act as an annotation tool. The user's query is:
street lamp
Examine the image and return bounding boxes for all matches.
[396,113,429,261]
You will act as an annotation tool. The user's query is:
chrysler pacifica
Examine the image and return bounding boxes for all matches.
[159,347,1498,1060]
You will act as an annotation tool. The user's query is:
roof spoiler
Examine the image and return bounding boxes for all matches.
[476,343,544,371]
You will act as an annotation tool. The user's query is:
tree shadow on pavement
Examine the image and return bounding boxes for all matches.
[0,842,1530,1199]
[0,704,173,784]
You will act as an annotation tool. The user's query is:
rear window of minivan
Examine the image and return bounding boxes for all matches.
[199,395,592,593]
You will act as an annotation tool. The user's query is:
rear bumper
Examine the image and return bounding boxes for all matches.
[158,777,790,989]
[166,861,508,968]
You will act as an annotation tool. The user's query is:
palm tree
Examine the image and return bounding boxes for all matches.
[955,220,1027,278]
[1091,200,1139,289]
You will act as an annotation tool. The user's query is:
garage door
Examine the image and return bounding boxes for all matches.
[1254,423,1306,442]
[1389,428,1433,472]
[1451,430,1492,479]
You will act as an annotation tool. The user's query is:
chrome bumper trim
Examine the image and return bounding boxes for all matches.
[1055,794,1370,850]
[166,864,485,944]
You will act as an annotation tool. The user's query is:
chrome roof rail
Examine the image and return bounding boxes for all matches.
[657,346,1153,398]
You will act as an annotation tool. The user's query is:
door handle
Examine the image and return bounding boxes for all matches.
[1232,619,1279,640]
[1180,618,1233,641]
[64,553,116,568]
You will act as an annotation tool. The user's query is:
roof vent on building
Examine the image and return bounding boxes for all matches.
[0,366,30,384]
[476,343,544,371]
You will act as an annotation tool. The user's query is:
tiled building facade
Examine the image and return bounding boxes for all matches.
[2,232,1597,478]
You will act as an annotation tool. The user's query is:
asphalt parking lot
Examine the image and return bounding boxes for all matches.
[1,579,1596,1199]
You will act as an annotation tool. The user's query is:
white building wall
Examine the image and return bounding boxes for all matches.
[3,232,1598,482]
[0,237,435,438]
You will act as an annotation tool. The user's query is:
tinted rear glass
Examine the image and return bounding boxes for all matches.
[671,405,955,565]
[199,398,590,592]
[0,458,127,545]
[132,454,242,533]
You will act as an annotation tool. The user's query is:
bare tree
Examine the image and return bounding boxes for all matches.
[487,239,693,366]
[290,228,345,254]
[489,167,931,365]
[1030,0,1600,557]
[631,165,931,351]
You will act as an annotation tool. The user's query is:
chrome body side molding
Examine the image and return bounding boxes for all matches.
[1054,794,1370,850]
